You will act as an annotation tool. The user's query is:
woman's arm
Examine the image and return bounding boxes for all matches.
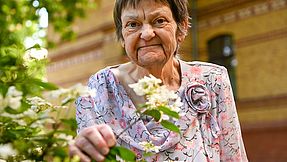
[217,68,248,162]
[70,73,116,162]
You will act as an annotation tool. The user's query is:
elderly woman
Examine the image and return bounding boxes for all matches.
[69,0,248,161]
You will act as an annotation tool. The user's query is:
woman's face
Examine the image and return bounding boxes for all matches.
[121,0,184,68]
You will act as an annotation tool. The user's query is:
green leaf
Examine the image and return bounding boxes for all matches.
[143,109,161,122]
[53,147,68,159]
[107,146,136,162]
[25,44,41,51]
[160,120,180,134]
[60,118,78,132]
[117,146,136,161]
[0,83,8,95]
[61,97,75,106]
[158,106,179,119]
[104,152,117,162]
[29,78,58,90]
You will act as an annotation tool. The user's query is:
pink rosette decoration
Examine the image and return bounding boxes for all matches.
[185,83,211,114]
[185,83,220,139]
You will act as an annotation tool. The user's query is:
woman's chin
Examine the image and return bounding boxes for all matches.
[137,57,166,67]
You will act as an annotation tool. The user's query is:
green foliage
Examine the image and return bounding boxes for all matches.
[0,45,50,97]
[0,0,99,161]
[0,0,98,48]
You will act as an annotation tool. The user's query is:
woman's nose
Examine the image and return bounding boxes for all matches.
[140,24,155,40]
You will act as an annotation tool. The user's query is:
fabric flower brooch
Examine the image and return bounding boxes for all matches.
[185,83,211,114]
[184,82,221,138]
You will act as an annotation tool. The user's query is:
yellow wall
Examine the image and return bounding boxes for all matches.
[196,2,287,100]
[237,37,287,99]
[47,1,125,87]
[197,0,225,8]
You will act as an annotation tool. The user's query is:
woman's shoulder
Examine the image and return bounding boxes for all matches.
[180,60,228,74]
[182,60,226,70]
[87,65,118,88]
[87,62,133,88]
[179,60,229,85]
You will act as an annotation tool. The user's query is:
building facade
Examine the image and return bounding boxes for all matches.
[47,0,287,161]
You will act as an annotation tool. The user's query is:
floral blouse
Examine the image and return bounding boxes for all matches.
[75,60,248,162]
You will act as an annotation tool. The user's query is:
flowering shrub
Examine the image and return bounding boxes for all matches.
[0,84,91,161]
[0,1,100,161]
[0,46,89,161]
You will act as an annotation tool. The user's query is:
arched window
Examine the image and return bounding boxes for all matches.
[207,34,237,98]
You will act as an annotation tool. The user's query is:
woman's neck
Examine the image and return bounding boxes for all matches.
[132,58,181,90]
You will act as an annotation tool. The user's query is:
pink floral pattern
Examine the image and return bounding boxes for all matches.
[75,60,248,162]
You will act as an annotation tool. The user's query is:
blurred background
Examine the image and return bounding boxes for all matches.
[46,0,287,161]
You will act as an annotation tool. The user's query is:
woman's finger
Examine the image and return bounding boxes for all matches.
[80,125,110,155]
[74,136,105,161]
[69,142,91,162]
[97,124,116,147]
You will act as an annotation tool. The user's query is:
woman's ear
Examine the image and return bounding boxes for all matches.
[177,18,189,43]
[120,39,125,48]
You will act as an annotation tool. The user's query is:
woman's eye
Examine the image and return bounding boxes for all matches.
[154,18,166,26]
[126,22,139,28]
[157,19,164,24]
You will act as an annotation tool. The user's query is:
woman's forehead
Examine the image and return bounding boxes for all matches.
[121,1,172,19]
[122,0,169,10]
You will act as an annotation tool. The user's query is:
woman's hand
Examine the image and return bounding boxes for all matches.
[69,124,116,162]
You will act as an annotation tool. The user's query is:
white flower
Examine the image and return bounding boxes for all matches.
[23,109,37,118]
[70,83,94,97]
[30,147,43,156]
[7,97,22,109]
[129,75,183,120]
[0,143,18,159]
[27,96,52,112]
[16,119,27,126]
[57,133,74,146]
[1,112,20,119]
[43,83,94,106]
[139,141,160,153]
[129,84,145,96]
[129,74,162,96]
[1,108,37,120]
[30,120,46,128]
[5,86,23,110]
[169,97,183,113]
[44,88,69,100]
[58,133,73,141]
[24,48,48,61]
[144,84,183,112]
[28,96,47,105]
